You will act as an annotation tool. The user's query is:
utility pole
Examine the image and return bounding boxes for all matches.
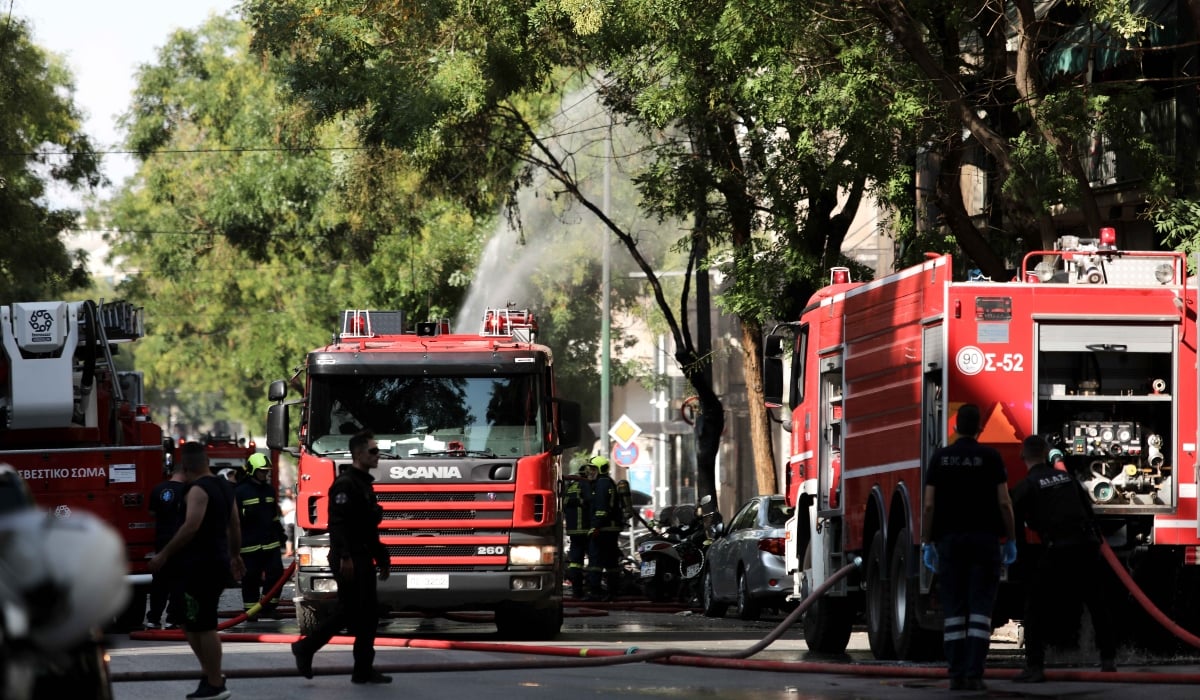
[600,116,612,457]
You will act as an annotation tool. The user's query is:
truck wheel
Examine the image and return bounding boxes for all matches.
[495,602,562,640]
[865,531,896,659]
[889,528,941,661]
[701,569,728,618]
[33,637,113,700]
[801,542,852,654]
[295,602,327,636]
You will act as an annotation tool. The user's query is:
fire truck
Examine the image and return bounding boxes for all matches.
[266,306,582,639]
[201,430,257,476]
[764,228,1200,659]
[0,299,166,629]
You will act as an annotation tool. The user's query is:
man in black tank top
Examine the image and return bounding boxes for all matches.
[150,442,245,700]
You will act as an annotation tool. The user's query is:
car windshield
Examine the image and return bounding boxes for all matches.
[306,374,544,457]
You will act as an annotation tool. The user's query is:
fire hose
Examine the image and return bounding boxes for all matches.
[117,545,1200,686]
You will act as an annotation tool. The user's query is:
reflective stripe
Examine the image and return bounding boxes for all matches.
[968,628,992,640]
[969,614,991,626]
[944,616,967,626]
[943,631,967,641]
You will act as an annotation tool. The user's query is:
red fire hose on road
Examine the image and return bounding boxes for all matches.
[119,547,1200,686]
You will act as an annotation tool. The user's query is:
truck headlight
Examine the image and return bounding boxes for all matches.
[297,545,330,567]
[509,545,555,566]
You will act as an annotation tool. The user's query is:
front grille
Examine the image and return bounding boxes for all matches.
[389,565,491,572]
[388,545,481,557]
[383,528,474,536]
[379,492,483,503]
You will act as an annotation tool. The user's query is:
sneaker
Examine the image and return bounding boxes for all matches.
[163,622,180,631]
[350,671,392,684]
[291,641,314,679]
[1012,666,1045,683]
[143,619,160,630]
[186,679,231,700]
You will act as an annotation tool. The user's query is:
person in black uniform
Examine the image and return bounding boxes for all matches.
[563,460,595,598]
[921,403,1016,692]
[586,455,624,602]
[146,458,187,630]
[1010,435,1118,682]
[236,452,285,618]
[291,430,392,685]
[149,441,244,700]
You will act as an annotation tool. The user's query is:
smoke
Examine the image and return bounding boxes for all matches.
[454,84,641,332]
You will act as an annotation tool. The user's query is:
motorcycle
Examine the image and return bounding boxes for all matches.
[637,496,721,604]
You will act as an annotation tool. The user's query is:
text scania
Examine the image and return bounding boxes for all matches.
[20,467,108,480]
[389,466,463,480]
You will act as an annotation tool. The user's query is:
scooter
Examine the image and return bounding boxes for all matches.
[637,496,721,603]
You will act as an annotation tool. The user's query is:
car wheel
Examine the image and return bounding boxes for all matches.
[702,568,728,618]
[735,569,761,621]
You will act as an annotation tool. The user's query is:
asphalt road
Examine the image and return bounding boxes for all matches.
[106,585,1200,699]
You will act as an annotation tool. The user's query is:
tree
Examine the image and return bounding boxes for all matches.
[106,15,485,426]
[245,0,926,508]
[0,18,102,301]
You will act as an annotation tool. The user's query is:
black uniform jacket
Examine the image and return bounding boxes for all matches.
[327,467,388,565]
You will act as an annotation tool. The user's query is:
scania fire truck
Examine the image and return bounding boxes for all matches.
[0,299,166,629]
[267,306,581,639]
[764,228,1200,659]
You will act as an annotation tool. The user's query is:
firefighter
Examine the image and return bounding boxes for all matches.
[1010,435,1117,682]
[563,460,594,598]
[291,430,392,685]
[235,452,285,618]
[586,455,624,602]
[921,403,1017,692]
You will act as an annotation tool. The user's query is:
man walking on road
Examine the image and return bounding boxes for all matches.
[146,457,186,630]
[921,403,1016,691]
[587,455,623,602]
[291,430,393,684]
[149,441,245,700]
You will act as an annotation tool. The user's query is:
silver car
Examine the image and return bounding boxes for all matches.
[701,495,793,620]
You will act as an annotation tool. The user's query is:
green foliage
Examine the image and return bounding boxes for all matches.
[0,18,102,301]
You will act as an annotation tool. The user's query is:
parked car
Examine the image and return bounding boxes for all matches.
[701,495,793,620]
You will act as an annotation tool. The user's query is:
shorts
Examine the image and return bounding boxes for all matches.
[180,566,227,632]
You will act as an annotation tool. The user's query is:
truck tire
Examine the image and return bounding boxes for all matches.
[801,542,853,654]
[295,602,327,637]
[495,602,562,640]
[889,528,941,661]
[865,531,896,659]
[32,638,113,700]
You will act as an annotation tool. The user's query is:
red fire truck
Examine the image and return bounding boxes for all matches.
[764,228,1200,659]
[266,305,581,639]
[201,430,257,476]
[0,299,166,629]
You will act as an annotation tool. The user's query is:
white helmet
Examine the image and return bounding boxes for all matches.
[0,507,130,650]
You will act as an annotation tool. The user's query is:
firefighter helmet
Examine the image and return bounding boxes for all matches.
[589,455,611,474]
[246,452,269,474]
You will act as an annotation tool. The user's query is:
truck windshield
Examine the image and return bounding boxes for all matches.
[306,374,545,457]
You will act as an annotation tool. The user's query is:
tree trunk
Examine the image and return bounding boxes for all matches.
[740,317,777,495]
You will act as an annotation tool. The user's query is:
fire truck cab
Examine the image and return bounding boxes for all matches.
[765,229,1200,658]
[0,299,166,630]
[267,306,582,639]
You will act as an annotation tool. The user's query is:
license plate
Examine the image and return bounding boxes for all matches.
[640,560,656,578]
[407,574,449,589]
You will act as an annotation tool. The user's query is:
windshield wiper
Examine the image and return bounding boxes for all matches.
[410,448,496,458]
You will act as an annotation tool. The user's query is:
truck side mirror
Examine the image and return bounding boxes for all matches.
[763,334,786,407]
[555,399,582,451]
[268,379,288,402]
[267,403,290,451]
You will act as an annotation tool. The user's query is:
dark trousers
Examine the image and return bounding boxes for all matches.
[146,564,182,624]
[567,532,589,593]
[294,554,380,678]
[241,547,284,613]
[587,530,620,594]
[1023,542,1117,668]
[936,532,1002,681]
